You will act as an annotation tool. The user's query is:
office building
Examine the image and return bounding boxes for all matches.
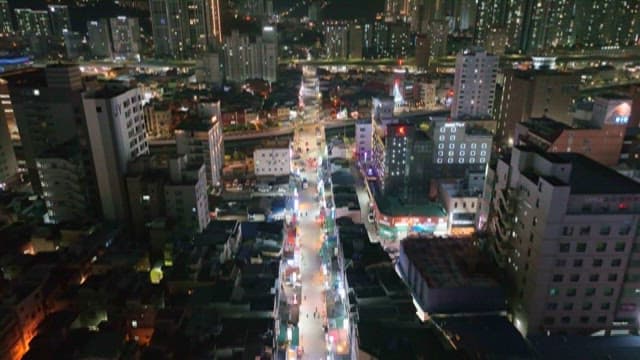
[83,84,148,221]
[63,31,84,59]
[0,0,13,36]
[487,146,640,335]
[48,5,70,39]
[496,69,579,148]
[110,16,141,60]
[223,27,277,83]
[175,112,223,187]
[127,154,210,239]
[87,19,113,59]
[14,9,50,37]
[254,146,291,176]
[451,48,498,119]
[149,0,222,58]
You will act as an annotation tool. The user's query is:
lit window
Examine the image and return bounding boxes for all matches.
[480,157,486,163]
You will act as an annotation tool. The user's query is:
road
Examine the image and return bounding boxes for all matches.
[295,66,329,359]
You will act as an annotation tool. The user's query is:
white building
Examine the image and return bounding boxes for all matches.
[254,146,291,176]
[164,155,210,232]
[223,27,277,83]
[488,146,640,335]
[36,142,88,224]
[83,84,148,221]
[0,84,17,188]
[175,112,223,187]
[432,120,492,166]
[355,119,372,163]
[451,47,498,119]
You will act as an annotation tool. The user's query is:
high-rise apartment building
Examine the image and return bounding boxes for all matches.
[496,69,579,148]
[3,66,88,194]
[109,16,141,60]
[14,9,51,38]
[0,81,17,189]
[426,20,448,59]
[348,24,363,59]
[223,27,277,83]
[48,5,70,39]
[83,84,148,221]
[451,48,498,119]
[323,21,349,59]
[486,146,640,335]
[150,0,222,58]
[0,0,13,36]
[87,19,113,59]
[575,0,640,49]
[388,22,410,58]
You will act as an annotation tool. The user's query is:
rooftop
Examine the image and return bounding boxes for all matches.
[175,118,213,132]
[370,181,446,217]
[84,82,135,99]
[556,153,640,195]
[401,236,499,289]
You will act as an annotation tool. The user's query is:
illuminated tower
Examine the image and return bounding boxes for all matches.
[451,47,498,119]
[206,0,222,44]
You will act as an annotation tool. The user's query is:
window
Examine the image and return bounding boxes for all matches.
[450,135,456,141]
[604,288,614,296]
[562,226,574,236]
[561,316,570,324]
[543,317,555,325]
[619,225,632,235]
[585,288,596,296]
[596,243,607,252]
[559,243,570,252]
[471,143,477,149]
[590,274,600,282]
[439,135,445,141]
[567,288,577,297]
[582,302,592,310]
[580,226,591,235]
[546,303,558,310]
[597,316,607,324]
[563,303,574,310]
[601,303,611,310]
[608,274,618,282]
[549,288,559,296]
[611,259,622,267]
[580,316,589,324]
[556,259,567,267]
[600,225,611,235]
[552,274,564,282]
[570,274,580,282]
[615,242,626,252]
[481,143,488,149]
[593,259,603,267]
[576,243,587,252]
[449,143,455,149]
[532,217,538,226]
[480,157,486,163]
[438,143,444,149]
[573,259,583,267]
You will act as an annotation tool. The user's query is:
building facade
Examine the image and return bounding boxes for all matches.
[487,146,640,335]
[253,147,291,176]
[87,19,113,59]
[109,16,141,60]
[83,84,148,221]
[451,48,498,119]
